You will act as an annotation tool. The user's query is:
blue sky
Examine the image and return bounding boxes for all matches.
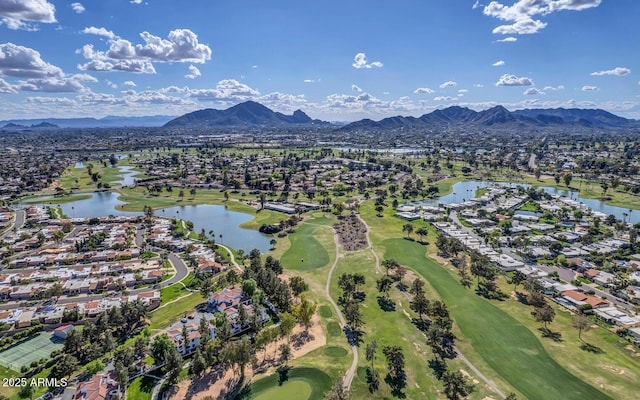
[0,0,638,121]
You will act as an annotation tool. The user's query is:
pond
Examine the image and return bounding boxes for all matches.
[29,193,271,253]
[115,166,138,186]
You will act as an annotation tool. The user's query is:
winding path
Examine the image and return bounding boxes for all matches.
[323,226,359,391]
[356,214,506,399]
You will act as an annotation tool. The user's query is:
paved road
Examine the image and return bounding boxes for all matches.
[0,209,25,239]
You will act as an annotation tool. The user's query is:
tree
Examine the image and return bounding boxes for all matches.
[325,377,349,400]
[563,172,573,187]
[572,315,591,341]
[242,279,257,296]
[293,295,316,331]
[510,271,526,293]
[402,223,414,238]
[165,346,183,384]
[382,259,399,276]
[290,276,309,297]
[410,292,430,321]
[47,282,65,302]
[151,333,173,363]
[270,238,277,249]
[191,347,207,376]
[382,345,405,381]
[113,361,129,395]
[376,275,394,299]
[279,343,291,365]
[18,384,35,400]
[279,312,296,342]
[442,370,475,400]
[416,227,429,242]
[85,359,105,375]
[409,278,425,296]
[344,301,363,330]
[534,304,556,329]
[365,340,378,372]
[53,354,78,379]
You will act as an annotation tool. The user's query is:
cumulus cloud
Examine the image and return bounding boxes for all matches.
[352,84,363,92]
[414,87,435,94]
[17,77,86,93]
[482,0,601,35]
[543,85,564,91]
[130,0,143,4]
[590,67,631,76]
[124,80,136,87]
[0,43,63,78]
[582,85,599,91]
[82,26,117,40]
[524,87,544,95]
[185,64,201,79]
[78,29,212,74]
[188,79,260,102]
[496,73,533,86]
[352,52,383,69]
[0,77,17,93]
[71,3,85,14]
[0,0,56,30]
[493,60,505,66]
[439,81,457,88]
[303,79,315,83]
[27,96,77,106]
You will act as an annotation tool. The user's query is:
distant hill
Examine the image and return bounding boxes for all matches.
[340,106,640,132]
[0,115,174,129]
[164,101,329,128]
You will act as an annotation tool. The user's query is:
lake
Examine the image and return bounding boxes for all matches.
[31,192,271,253]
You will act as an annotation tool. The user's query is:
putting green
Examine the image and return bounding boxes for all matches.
[318,305,332,318]
[250,367,331,400]
[254,380,312,400]
[327,322,342,337]
[323,346,348,357]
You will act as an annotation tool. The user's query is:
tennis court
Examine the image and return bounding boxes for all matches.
[0,332,64,371]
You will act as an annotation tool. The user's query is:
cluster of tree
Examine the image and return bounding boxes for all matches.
[74,230,107,252]
[363,340,407,397]
[436,235,465,258]
[337,273,366,333]
[62,300,149,368]
[242,250,291,312]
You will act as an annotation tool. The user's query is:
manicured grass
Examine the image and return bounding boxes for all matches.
[149,292,204,331]
[127,376,156,400]
[160,277,193,304]
[381,237,611,400]
[0,333,64,371]
[22,194,92,204]
[254,380,312,400]
[323,346,348,358]
[318,305,332,318]
[281,223,329,271]
[249,367,332,400]
[326,322,341,338]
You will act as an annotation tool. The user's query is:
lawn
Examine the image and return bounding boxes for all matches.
[281,223,330,271]
[380,236,611,400]
[127,375,157,400]
[149,292,205,331]
[21,194,92,205]
[248,367,332,400]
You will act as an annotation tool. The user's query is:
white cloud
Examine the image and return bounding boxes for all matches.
[582,85,599,91]
[524,87,544,95]
[543,85,564,91]
[352,84,362,92]
[188,79,260,102]
[78,29,212,74]
[352,52,383,69]
[0,0,56,30]
[493,60,505,66]
[482,0,601,35]
[414,87,435,94]
[439,81,457,88]
[473,83,484,88]
[496,73,533,86]
[123,80,136,87]
[185,64,201,79]
[458,89,468,93]
[303,79,315,83]
[27,96,77,106]
[0,43,63,78]
[71,73,97,82]
[0,77,17,93]
[434,96,457,101]
[472,1,482,10]
[17,77,86,93]
[130,0,143,4]
[590,67,631,76]
[496,36,517,42]
[71,3,85,14]
[82,26,117,40]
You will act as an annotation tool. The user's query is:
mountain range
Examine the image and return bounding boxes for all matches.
[1,102,637,130]
[339,105,640,132]
[163,100,328,128]
[1,115,174,129]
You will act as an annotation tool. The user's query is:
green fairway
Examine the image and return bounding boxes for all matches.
[323,346,348,358]
[281,223,329,270]
[318,305,332,318]
[249,367,331,400]
[382,237,612,400]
